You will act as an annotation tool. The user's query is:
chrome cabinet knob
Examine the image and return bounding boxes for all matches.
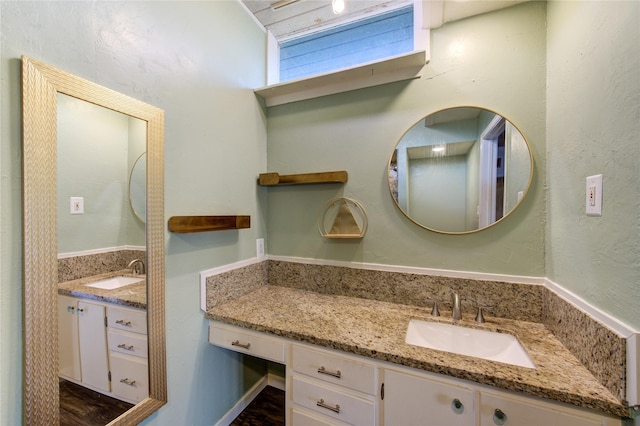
[493,408,507,425]
[451,398,464,414]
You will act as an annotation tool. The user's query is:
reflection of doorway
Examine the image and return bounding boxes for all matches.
[479,116,506,228]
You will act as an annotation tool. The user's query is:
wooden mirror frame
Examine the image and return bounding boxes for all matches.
[22,56,166,425]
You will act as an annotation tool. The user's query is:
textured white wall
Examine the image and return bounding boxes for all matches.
[546,0,640,330]
[0,1,267,424]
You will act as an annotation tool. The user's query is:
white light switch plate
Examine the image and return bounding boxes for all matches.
[70,197,84,214]
[586,174,602,216]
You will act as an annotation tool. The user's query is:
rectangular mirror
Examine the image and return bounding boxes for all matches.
[22,56,166,425]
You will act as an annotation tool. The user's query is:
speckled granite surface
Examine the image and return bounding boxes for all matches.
[205,285,627,418]
[58,269,146,309]
[206,261,267,311]
[542,288,627,403]
[268,260,543,322]
[58,249,145,283]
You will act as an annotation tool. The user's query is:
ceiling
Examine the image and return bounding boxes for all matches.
[241,0,529,41]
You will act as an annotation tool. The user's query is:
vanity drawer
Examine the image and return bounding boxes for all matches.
[109,352,149,404]
[108,329,148,359]
[291,407,348,426]
[292,345,377,395]
[108,306,147,335]
[292,375,376,425]
[209,323,285,363]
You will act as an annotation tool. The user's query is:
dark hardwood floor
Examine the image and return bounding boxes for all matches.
[231,386,285,426]
[59,379,133,425]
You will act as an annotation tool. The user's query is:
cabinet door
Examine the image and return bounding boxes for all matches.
[78,301,110,392]
[479,390,604,426]
[110,352,149,404]
[58,295,81,381]
[383,369,475,426]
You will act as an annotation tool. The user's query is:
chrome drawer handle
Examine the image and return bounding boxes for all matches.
[117,343,134,351]
[316,399,340,414]
[231,340,251,350]
[120,378,136,386]
[317,366,341,379]
[115,320,132,326]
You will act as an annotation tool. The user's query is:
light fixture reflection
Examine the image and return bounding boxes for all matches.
[432,145,446,153]
[332,0,345,14]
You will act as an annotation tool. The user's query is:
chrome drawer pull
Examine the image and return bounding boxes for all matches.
[231,340,251,350]
[120,378,136,386]
[115,319,132,326]
[316,399,340,414]
[117,343,134,351]
[317,366,341,379]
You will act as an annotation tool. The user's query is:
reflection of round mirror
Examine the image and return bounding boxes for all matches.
[129,152,146,223]
[388,107,533,234]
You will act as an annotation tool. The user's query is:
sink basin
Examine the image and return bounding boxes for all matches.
[405,319,536,369]
[84,275,144,290]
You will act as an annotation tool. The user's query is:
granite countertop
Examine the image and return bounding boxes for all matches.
[58,269,147,309]
[205,285,627,418]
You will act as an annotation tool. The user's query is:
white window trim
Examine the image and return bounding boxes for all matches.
[258,0,430,106]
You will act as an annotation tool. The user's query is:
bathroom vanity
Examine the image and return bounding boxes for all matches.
[58,271,148,404]
[206,285,627,426]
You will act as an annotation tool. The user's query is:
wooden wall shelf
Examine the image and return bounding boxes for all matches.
[258,171,348,186]
[168,216,250,233]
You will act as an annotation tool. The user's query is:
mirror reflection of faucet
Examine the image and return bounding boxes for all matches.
[127,258,146,275]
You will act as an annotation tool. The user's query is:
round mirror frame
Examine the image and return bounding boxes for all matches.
[387,106,534,235]
[129,151,147,223]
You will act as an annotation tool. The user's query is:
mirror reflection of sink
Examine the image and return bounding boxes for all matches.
[84,275,144,290]
[405,319,536,369]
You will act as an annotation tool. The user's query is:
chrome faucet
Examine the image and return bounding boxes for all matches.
[452,293,461,321]
[127,258,145,275]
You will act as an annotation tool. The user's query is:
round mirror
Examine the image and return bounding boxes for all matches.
[129,152,146,223]
[388,107,533,234]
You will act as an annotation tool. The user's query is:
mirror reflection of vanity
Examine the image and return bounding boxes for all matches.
[22,56,166,425]
[388,107,533,234]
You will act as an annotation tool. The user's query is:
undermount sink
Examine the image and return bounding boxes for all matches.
[84,275,144,290]
[405,319,536,369]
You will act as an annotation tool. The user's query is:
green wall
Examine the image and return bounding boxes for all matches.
[0,1,267,424]
[57,94,145,254]
[1,1,639,424]
[546,0,640,329]
[266,2,547,276]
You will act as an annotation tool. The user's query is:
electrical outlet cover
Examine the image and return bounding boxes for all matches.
[586,174,602,216]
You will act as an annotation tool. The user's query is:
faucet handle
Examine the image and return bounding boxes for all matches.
[473,304,494,323]
[426,299,440,317]
[431,300,440,317]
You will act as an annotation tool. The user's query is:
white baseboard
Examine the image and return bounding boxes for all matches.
[214,375,269,426]
[213,373,286,426]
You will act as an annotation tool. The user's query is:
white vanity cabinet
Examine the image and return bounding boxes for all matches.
[208,321,622,426]
[290,344,379,425]
[107,305,149,404]
[77,300,110,392]
[58,296,110,391]
[58,295,82,381]
[381,365,620,426]
[57,294,148,404]
[478,388,619,426]
[382,367,475,426]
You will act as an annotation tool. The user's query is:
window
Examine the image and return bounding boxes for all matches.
[279,6,414,82]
